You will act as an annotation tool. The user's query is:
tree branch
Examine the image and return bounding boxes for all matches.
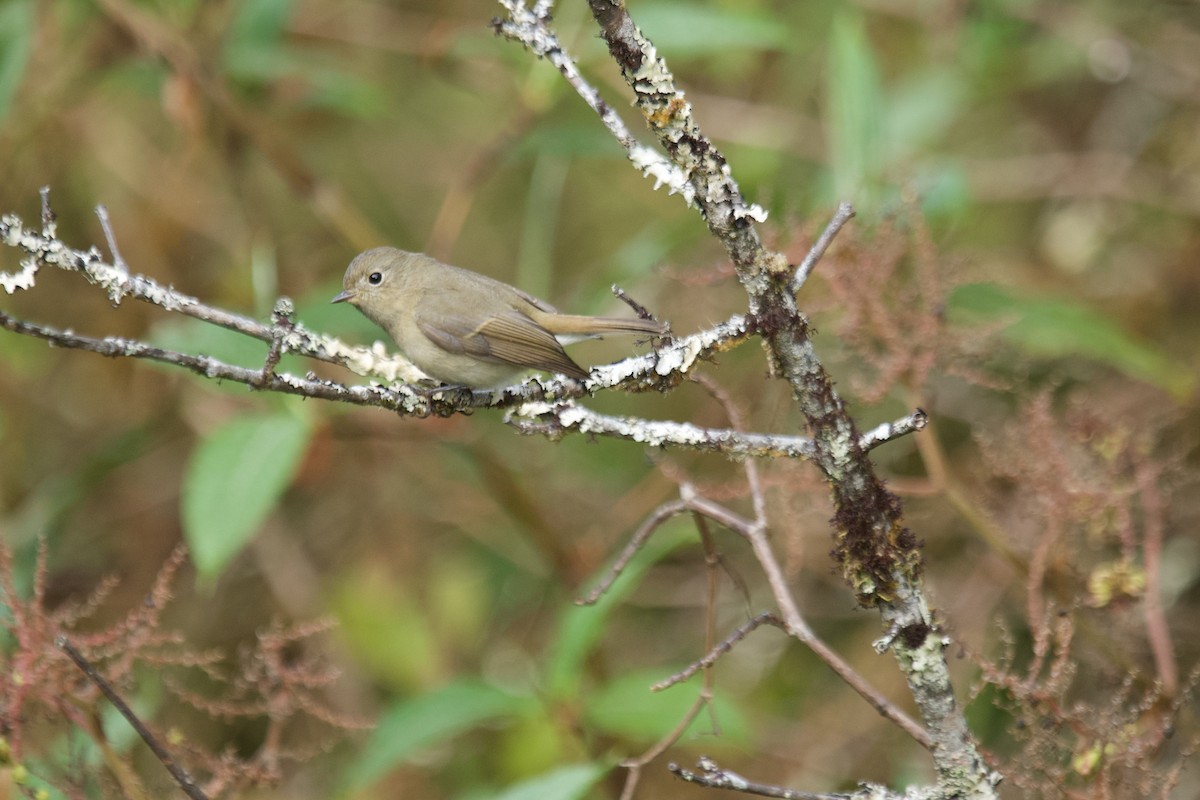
[497,2,996,795]
[57,636,209,800]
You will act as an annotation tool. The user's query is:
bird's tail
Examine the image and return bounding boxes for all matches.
[543,314,668,338]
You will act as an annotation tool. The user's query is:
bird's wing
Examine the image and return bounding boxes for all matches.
[416,310,588,380]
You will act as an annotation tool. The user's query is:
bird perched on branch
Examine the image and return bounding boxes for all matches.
[332,247,667,388]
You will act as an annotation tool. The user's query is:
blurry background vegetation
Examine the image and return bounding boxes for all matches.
[0,0,1197,798]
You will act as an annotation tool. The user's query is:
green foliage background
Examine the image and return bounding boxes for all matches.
[0,0,1197,798]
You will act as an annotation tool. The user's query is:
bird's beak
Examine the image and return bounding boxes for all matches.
[330,288,356,304]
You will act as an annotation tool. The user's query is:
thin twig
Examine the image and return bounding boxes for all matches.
[611,284,661,325]
[617,510,725,800]
[509,396,814,460]
[790,202,856,294]
[859,408,929,451]
[57,636,210,800]
[258,298,295,387]
[577,490,758,606]
[39,185,56,237]
[670,756,858,800]
[1134,450,1177,695]
[589,470,933,746]
[653,613,786,691]
[577,499,690,605]
[618,692,712,800]
[95,205,128,272]
[0,310,435,416]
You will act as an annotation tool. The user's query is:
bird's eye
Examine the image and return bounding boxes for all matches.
[368,271,383,285]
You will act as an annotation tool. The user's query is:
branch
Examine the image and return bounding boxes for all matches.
[509,401,924,459]
[3,202,908,461]
[0,310,436,417]
[652,612,786,691]
[493,1,714,213]
[791,202,857,294]
[0,206,424,382]
[859,409,929,452]
[669,756,907,800]
[497,2,994,794]
[508,401,816,460]
[580,479,932,749]
[57,636,209,800]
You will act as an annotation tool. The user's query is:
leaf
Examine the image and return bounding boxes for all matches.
[511,123,626,160]
[182,411,312,581]
[885,68,966,163]
[826,12,884,206]
[0,0,33,123]
[151,318,270,367]
[330,568,445,689]
[343,680,531,792]
[546,522,693,700]
[482,763,608,800]
[635,2,792,53]
[220,0,386,116]
[949,283,1195,399]
[583,669,750,744]
[226,0,293,50]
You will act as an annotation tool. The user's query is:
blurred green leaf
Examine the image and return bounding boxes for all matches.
[511,123,624,160]
[546,521,693,700]
[344,680,532,793]
[482,762,608,800]
[949,283,1195,399]
[826,12,884,206]
[226,0,292,50]
[885,68,966,163]
[584,669,750,744]
[331,569,445,690]
[182,410,312,581]
[912,163,971,217]
[518,154,570,300]
[0,0,32,123]
[151,318,269,369]
[221,0,386,116]
[8,424,157,557]
[301,65,390,117]
[493,715,573,783]
[636,2,792,53]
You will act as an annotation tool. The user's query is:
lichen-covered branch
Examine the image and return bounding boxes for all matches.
[507,401,927,459]
[1,206,423,383]
[670,756,923,800]
[0,202,872,457]
[496,2,1000,796]
[508,401,816,459]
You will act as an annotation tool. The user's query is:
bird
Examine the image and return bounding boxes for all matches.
[331,247,667,388]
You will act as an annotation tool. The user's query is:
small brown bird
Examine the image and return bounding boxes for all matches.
[332,247,667,388]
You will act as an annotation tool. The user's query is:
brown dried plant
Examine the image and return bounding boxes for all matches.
[805,199,1004,406]
[962,393,1195,799]
[794,205,1194,799]
[0,539,362,799]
